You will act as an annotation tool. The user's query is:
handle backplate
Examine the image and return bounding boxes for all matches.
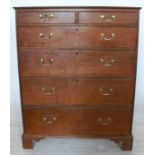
[39,14,55,21]
[99,88,113,96]
[100,59,115,67]
[41,87,56,95]
[39,58,55,65]
[100,14,116,22]
[97,118,112,125]
[100,33,116,40]
[42,116,56,124]
[40,33,54,40]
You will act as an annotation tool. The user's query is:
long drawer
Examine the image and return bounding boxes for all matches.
[18,26,137,49]
[21,77,134,106]
[23,107,131,136]
[19,49,136,76]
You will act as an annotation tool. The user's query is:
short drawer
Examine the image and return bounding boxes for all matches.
[19,49,136,76]
[23,107,131,136]
[17,12,75,24]
[18,26,137,49]
[21,77,134,106]
[79,12,138,25]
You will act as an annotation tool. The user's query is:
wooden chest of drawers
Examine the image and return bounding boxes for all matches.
[15,7,140,150]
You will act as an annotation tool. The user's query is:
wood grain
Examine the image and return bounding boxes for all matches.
[17,26,137,49]
[79,12,138,25]
[19,49,136,77]
[17,12,75,24]
[23,107,132,136]
[21,77,134,106]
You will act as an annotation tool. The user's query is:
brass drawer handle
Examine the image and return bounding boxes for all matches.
[97,118,112,125]
[42,116,56,124]
[101,33,116,40]
[100,59,115,66]
[40,58,45,64]
[99,88,113,96]
[40,33,54,40]
[41,88,56,95]
[49,58,54,64]
[40,58,54,65]
[100,14,116,22]
[39,14,55,21]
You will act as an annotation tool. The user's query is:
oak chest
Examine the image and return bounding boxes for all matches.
[15,7,140,150]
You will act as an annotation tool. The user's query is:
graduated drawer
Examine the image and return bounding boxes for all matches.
[79,12,138,25]
[23,107,131,136]
[18,26,137,49]
[21,77,134,106]
[19,49,136,76]
[16,11,75,24]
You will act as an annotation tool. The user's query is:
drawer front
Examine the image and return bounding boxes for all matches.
[23,107,131,136]
[19,49,136,76]
[18,26,137,49]
[17,12,75,24]
[21,77,69,105]
[21,77,134,106]
[77,27,137,49]
[79,12,138,25]
[18,26,78,48]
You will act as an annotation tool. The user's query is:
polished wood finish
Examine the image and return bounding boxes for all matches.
[21,77,134,106]
[23,107,131,136]
[17,12,75,24]
[18,26,137,49]
[15,7,140,150]
[111,135,133,150]
[79,12,138,25]
[19,49,136,76]
[22,135,34,149]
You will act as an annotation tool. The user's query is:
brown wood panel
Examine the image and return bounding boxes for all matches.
[19,49,136,76]
[79,12,138,25]
[18,26,137,49]
[77,27,137,49]
[23,107,131,136]
[21,77,68,105]
[21,77,134,106]
[17,12,75,24]
[18,26,78,48]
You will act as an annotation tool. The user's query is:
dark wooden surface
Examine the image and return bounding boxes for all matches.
[21,77,134,106]
[23,107,131,136]
[15,7,140,150]
[78,12,138,25]
[19,49,136,76]
[17,12,76,24]
[18,26,137,49]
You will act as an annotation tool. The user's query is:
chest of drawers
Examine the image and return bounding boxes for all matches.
[15,7,140,150]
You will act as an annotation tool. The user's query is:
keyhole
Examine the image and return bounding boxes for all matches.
[75,79,79,82]
[75,28,79,32]
[75,52,79,55]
